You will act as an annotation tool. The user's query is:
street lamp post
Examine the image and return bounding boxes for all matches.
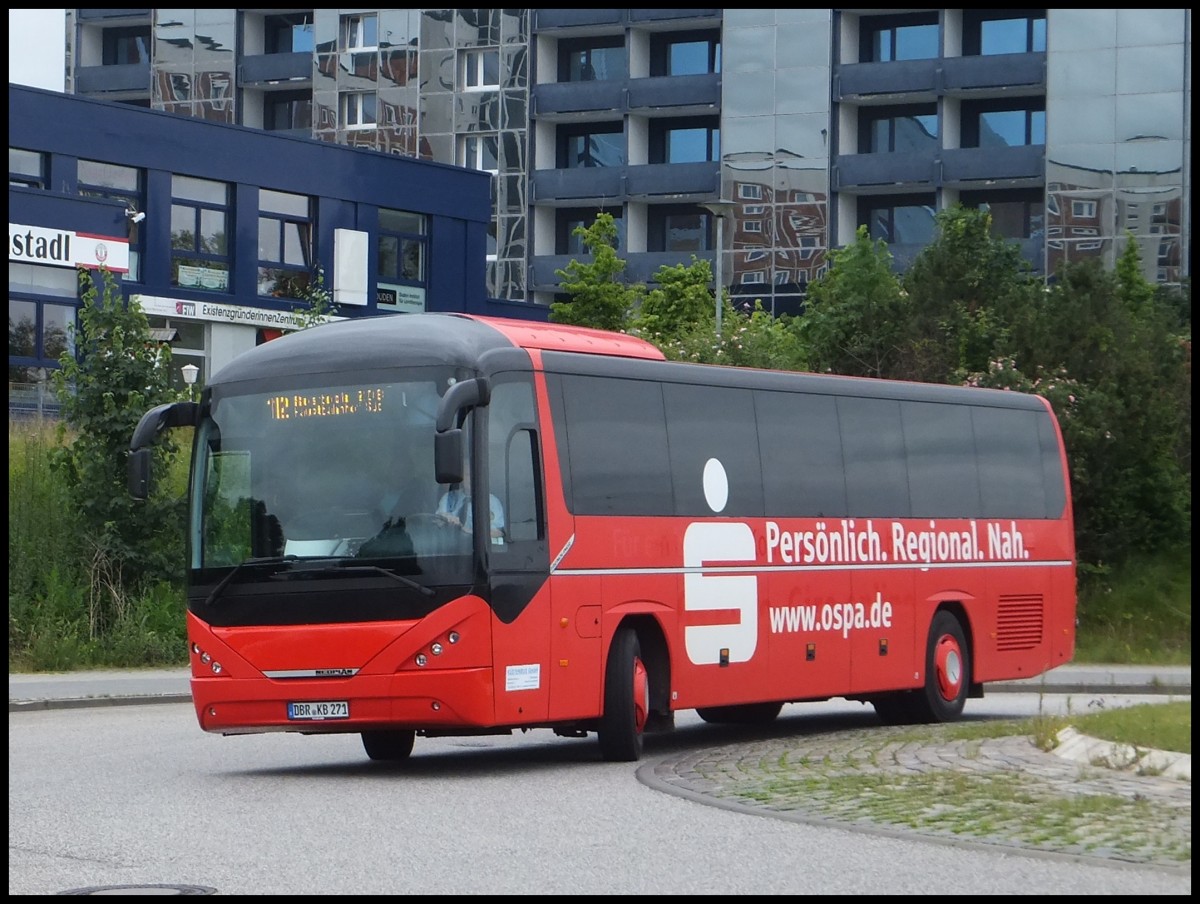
[700,199,736,339]
[180,363,199,401]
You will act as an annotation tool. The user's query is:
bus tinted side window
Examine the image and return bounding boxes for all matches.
[663,382,763,516]
[557,374,672,515]
[838,396,911,517]
[487,377,541,543]
[901,400,981,518]
[755,389,847,518]
[972,406,1047,518]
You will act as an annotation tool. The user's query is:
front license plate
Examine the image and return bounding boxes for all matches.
[287,700,349,721]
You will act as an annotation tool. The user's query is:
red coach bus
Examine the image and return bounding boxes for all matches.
[129,313,1076,762]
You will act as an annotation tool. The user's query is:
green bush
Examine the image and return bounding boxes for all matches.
[9,413,189,671]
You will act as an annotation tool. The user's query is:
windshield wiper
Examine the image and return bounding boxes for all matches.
[204,555,301,608]
[335,564,435,597]
[268,561,435,597]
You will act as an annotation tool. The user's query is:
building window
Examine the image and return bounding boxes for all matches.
[102,26,150,65]
[258,189,313,299]
[963,102,1045,148]
[964,11,1046,56]
[861,13,939,63]
[559,124,624,168]
[341,13,378,51]
[376,208,427,312]
[557,208,623,255]
[651,30,721,77]
[171,175,231,293]
[265,13,314,54]
[650,118,720,164]
[9,299,74,378]
[460,133,499,174]
[648,206,708,253]
[862,106,938,153]
[265,91,313,132]
[9,147,45,189]
[862,196,936,244]
[559,37,626,82]
[962,190,1044,240]
[341,92,377,129]
[462,48,500,90]
[78,159,144,281]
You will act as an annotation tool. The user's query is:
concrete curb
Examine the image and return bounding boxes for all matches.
[1053,725,1191,781]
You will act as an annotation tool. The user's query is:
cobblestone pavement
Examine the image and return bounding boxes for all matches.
[641,724,1191,872]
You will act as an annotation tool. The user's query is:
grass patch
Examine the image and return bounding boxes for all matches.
[1075,548,1191,665]
[737,765,1189,863]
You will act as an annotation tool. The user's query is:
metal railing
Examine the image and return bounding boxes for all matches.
[8,382,62,420]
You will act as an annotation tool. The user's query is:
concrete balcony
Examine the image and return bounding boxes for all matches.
[239,52,313,88]
[74,62,151,96]
[833,151,937,194]
[626,162,719,201]
[531,167,625,205]
[835,58,940,105]
[941,145,1045,189]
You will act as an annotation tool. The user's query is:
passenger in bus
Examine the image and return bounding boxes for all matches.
[435,462,505,540]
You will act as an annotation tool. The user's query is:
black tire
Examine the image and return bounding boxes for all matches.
[361,729,416,761]
[598,628,649,762]
[695,702,783,725]
[909,610,971,723]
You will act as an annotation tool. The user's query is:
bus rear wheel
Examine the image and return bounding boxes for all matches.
[911,611,970,723]
[871,611,970,725]
[696,702,783,725]
[598,627,649,762]
[362,729,416,761]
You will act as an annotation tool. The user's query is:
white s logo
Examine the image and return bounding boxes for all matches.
[683,459,758,665]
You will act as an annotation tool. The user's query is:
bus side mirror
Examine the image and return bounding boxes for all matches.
[127,401,200,500]
[433,377,490,485]
[435,430,463,484]
[128,448,152,499]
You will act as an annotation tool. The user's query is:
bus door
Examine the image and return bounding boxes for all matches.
[482,376,561,724]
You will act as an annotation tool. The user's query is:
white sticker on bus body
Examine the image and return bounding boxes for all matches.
[506,663,540,691]
[683,522,758,664]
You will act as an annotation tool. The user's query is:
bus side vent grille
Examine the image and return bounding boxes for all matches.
[996,596,1044,651]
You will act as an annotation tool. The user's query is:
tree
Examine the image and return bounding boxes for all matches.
[291,265,339,329]
[798,226,911,378]
[50,267,186,634]
[549,213,642,331]
[902,205,1039,382]
[630,256,715,346]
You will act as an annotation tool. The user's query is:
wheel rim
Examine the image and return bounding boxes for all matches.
[934,634,963,702]
[632,656,649,733]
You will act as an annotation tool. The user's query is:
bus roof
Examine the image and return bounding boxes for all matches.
[208,313,664,386]
[464,315,665,360]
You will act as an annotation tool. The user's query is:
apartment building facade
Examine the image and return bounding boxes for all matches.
[59,8,1192,318]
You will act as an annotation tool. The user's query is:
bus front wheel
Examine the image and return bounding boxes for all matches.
[362,729,416,761]
[598,627,649,762]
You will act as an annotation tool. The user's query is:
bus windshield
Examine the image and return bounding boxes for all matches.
[189,367,475,575]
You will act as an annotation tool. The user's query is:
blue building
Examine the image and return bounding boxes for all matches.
[9,83,545,413]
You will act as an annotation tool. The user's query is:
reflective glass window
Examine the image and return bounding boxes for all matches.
[171,175,231,293]
[257,189,313,299]
[560,37,626,81]
[10,148,45,189]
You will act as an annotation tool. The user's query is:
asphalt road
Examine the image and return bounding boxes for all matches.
[8,664,1191,895]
